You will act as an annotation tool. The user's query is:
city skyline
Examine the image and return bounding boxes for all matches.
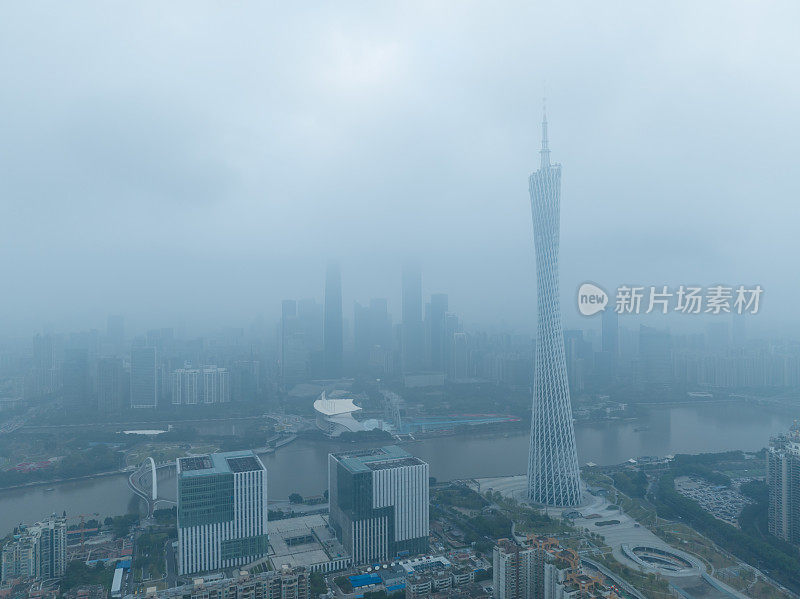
[2,3,799,335]
[2,3,800,597]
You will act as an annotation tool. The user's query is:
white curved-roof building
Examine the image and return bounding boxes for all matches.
[313,392,364,437]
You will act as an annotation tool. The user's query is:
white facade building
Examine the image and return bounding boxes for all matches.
[1,514,67,582]
[170,366,230,406]
[172,369,200,405]
[768,429,800,543]
[177,451,268,575]
[203,366,230,404]
[329,446,429,564]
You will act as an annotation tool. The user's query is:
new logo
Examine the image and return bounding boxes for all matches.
[577,282,608,316]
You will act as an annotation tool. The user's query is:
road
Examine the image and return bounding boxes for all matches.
[165,539,177,587]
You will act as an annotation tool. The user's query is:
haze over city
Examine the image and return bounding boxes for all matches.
[2,2,799,335]
[4,4,800,599]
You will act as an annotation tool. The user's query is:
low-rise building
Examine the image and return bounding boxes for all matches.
[124,566,309,599]
[267,514,351,573]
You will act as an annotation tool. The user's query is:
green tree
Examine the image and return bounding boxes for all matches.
[309,571,327,596]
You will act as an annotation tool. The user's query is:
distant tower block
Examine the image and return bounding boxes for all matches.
[526,102,582,506]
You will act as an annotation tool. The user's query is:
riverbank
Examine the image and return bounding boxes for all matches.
[0,402,791,537]
[0,467,134,493]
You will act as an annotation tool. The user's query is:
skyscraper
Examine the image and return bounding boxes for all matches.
[130,346,157,409]
[368,298,392,349]
[401,262,425,373]
[353,301,371,370]
[562,330,588,394]
[354,299,393,373]
[202,366,230,404]
[177,451,268,575]
[599,307,618,380]
[427,293,448,372]
[492,540,544,599]
[172,368,200,405]
[767,428,800,544]
[1,514,67,582]
[97,357,125,414]
[31,333,59,397]
[62,348,90,408]
[323,262,343,378]
[526,104,582,506]
[328,446,429,564]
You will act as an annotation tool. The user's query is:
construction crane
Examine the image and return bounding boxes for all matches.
[69,513,100,551]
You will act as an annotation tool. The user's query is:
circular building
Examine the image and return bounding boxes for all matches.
[313,392,365,437]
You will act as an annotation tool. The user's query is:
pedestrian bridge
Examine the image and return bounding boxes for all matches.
[128,458,176,516]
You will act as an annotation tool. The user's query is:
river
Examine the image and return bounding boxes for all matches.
[0,402,790,536]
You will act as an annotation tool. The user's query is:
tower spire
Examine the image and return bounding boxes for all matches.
[539,97,550,169]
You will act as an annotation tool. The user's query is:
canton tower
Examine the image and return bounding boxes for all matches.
[526,103,582,506]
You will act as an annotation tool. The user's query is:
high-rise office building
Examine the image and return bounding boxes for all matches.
[61,348,90,408]
[280,300,301,386]
[328,446,429,564]
[323,262,343,378]
[562,331,589,395]
[30,333,59,398]
[526,105,582,506]
[297,298,324,377]
[297,299,323,350]
[768,428,800,544]
[353,301,371,370]
[601,308,618,356]
[354,299,393,373]
[130,346,158,409]
[401,262,425,373]
[452,332,468,380]
[97,357,125,413]
[1,514,67,582]
[444,314,460,378]
[177,451,269,575]
[369,298,392,349]
[231,360,260,403]
[597,308,619,381]
[283,331,309,386]
[427,294,448,372]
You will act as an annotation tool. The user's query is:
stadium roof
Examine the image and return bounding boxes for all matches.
[313,394,361,416]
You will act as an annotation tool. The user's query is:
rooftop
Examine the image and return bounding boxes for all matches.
[313,394,362,416]
[178,450,265,477]
[268,514,349,569]
[332,446,425,474]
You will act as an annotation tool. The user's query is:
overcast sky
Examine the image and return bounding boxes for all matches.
[1,2,799,337]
